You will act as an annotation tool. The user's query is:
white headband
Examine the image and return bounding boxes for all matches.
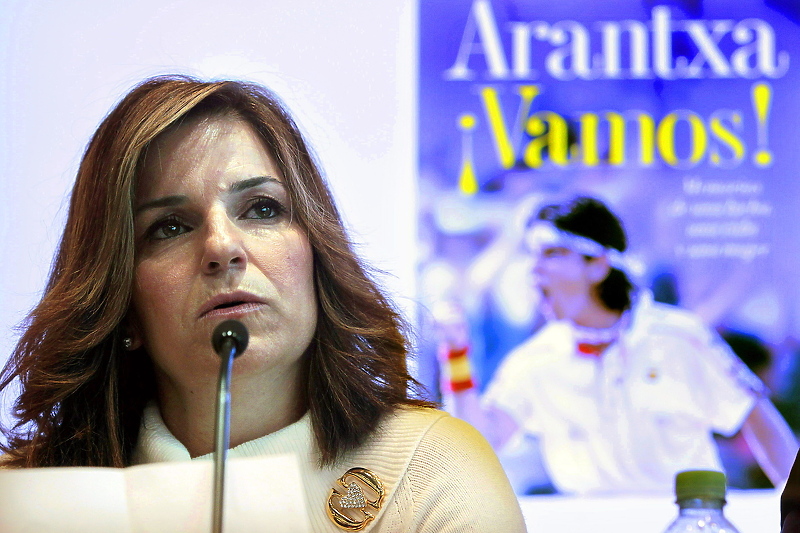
[525,222,630,273]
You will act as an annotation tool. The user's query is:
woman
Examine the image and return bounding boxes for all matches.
[0,76,525,531]
[445,196,797,495]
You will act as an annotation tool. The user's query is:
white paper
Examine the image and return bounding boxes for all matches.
[0,454,310,533]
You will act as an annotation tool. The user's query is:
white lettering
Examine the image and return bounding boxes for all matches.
[445,0,510,80]
[546,21,592,80]
[652,6,676,79]
[598,20,650,78]
[731,19,790,78]
[443,3,791,81]
[684,20,734,77]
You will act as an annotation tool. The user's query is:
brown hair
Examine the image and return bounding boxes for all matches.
[0,75,429,467]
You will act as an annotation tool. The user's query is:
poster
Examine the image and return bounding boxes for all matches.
[417,0,800,489]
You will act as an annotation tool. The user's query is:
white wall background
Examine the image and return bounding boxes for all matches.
[0,1,419,424]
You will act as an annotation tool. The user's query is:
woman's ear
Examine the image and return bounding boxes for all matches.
[122,311,144,351]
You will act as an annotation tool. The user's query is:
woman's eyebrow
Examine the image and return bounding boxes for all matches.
[230,176,282,193]
[135,195,187,215]
[135,177,283,216]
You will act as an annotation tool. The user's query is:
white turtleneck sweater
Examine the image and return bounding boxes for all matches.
[132,403,526,532]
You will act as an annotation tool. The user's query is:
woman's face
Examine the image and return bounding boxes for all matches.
[131,114,317,389]
[532,246,597,321]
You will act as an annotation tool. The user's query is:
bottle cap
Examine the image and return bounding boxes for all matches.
[675,470,727,501]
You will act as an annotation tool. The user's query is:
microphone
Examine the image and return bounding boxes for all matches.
[212,319,249,359]
[211,320,248,533]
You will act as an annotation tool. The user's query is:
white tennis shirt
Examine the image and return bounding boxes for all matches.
[484,293,762,494]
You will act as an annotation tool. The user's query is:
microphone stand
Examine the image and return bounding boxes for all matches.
[212,339,235,533]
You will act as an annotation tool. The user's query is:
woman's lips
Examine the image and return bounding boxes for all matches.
[198,291,267,319]
[201,301,266,319]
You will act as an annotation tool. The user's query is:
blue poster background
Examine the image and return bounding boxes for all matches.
[417,0,800,489]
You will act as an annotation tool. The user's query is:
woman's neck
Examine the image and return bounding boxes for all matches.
[155,367,306,458]
[570,299,622,330]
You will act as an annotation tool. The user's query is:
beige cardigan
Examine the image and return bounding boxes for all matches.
[133,403,526,532]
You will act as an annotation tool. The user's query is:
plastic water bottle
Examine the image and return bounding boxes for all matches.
[663,470,741,532]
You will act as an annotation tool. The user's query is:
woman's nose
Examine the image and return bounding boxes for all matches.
[531,252,546,274]
[201,210,246,275]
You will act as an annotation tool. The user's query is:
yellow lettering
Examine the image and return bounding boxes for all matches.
[636,114,656,166]
[579,111,651,167]
[606,112,626,165]
[524,111,570,167]
[480,85,540,169]
[709,112,744,167]
[657,112,707,168]
[579,113,600,166]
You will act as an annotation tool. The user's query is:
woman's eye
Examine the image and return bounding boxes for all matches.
[243,198,284,220]
[542,247,568,258]
[147,218,190,240]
